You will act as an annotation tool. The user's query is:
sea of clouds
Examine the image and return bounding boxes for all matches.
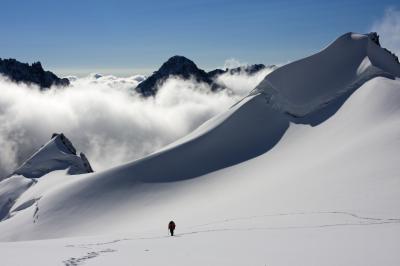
[2,4,399,178]
[0,65,274,177]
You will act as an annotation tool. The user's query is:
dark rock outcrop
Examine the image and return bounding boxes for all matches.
[207,68,226,78]
[136,56,276,96]
[208,64,274,79]
[369,32,381,46]
[0,58,69,89]
[369,32,399,63]
[136,55,219,96]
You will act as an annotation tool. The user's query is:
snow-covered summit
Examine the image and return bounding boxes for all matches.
[13,133,93,179]
[252,32,400,118]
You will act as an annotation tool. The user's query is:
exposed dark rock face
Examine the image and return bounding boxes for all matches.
[79,152,94,173]
[136,56,275,96]
[0,58,69,89]
[136,55,218,96]
[207,68,226,78]
[369,32,381,46]
[368,32,399,63]
[208,64,274,79]
[231,64,268,75]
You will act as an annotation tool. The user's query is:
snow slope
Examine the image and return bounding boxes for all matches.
[1,74,400,266]
[0,133,93,224]
[1,32,400,265]
[0,176,34,221]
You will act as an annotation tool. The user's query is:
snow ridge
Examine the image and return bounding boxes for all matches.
[251,32,400,118]
[13,133,93,179]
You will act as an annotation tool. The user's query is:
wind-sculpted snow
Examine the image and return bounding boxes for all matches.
[0,176,33,221]
[252,32,400,119]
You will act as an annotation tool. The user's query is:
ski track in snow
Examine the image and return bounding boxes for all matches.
[62,210,400,264]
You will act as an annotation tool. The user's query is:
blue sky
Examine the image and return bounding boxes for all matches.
[0,0,398,76]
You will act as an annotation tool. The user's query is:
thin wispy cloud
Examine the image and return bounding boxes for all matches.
[223,58,247,69]
[371,7,400,56]
[214,67,274,96]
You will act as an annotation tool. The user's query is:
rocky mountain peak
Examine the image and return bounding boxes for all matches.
[0,58,70,89]
[136,55,214,96]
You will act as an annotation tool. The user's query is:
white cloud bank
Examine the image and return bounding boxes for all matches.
[223,58,247,69]
[0,68,271,177]
[371,7,400,56]
[215,67,275,96]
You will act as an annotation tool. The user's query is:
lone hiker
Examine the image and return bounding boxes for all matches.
[168,220,176,236]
